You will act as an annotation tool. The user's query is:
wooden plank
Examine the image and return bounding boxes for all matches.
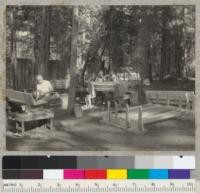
[117,112,138,120]
[140,107,174,117]
[15,110,54,122]
[142,110,182,124]
[142,104,175,112]
[117,106,173,120]
[6,89,47,106]
[140,104,170,112]
[92,81,117,92]
[6,89,27,104]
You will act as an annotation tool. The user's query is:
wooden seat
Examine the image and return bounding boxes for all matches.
[15,109,54,135]
[6,89,54,135]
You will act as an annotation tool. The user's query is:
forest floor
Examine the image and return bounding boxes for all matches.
[6,107,195,151]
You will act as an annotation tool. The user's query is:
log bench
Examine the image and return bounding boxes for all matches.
[6,89,54,135]
[102,90,195,134]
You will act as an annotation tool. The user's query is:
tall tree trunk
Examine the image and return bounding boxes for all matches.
[81,53,89,85]
[10,8,17,89]
[160,33,165,81]
[33,9,40,83]
[67,7,79,115]
[130,35,134,69]
[160,7,171,81]
[81,29,109,84]
[44,6,51,80]
[38,7,46,77]
[174,25,183,80]
[138,8,151,83]
[34,7,51,79]
[148,44,153,83]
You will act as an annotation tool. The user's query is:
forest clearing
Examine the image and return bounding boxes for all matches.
[6,5,195,151]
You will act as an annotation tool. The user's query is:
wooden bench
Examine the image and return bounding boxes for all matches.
[90,81,139,106]
[6,89,47,107]
[145,90,195,110]
[52,79,69,93]
[91,81,118,92]
[102,90,195,134]
[6,89,54,135]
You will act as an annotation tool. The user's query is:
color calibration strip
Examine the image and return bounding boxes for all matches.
[2,169,191,179]
[2,179,196,193]
[3,156,195,169]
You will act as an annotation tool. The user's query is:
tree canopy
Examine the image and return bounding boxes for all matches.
[6,5,195,90]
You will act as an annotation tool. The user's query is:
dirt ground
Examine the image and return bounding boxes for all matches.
[6,108,195,151]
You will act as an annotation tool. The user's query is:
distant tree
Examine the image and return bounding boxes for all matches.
[34,6,51,79]
[9,7,18,89]
[67,6,79,115]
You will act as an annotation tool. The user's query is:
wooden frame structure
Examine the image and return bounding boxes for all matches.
[102,90,195,134]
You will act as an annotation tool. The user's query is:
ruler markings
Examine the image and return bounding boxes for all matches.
[2,180,195,193]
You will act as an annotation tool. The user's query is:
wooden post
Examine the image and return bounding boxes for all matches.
[191,94,195,111]
[49,118,53,130]
[125,103,129,129]
[23,90,31,111]
[21,122,25,135]
[166,92,170,106]
[146,92,150,103]
[16,122,19,131]
[179,96,183,109]
[156,92,159,104]
[185,93,190,110]
[107,101,111,121]
[114,101,118,118]
[129,105,146,134]
[138,106,146,133]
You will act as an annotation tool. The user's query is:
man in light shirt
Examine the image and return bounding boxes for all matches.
[35,74,53,100]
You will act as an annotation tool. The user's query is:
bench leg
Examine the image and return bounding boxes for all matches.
[21,121,25,135]
[138,106,147,133]
[49,119,54,130]
[16,122,19,131]
[129,106,147,134]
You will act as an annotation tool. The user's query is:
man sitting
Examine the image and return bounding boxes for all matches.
[34,74,54,101]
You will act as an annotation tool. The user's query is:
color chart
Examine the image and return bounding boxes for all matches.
[2,156,196,193]
[3,169,192,180]
[3,155,195,169]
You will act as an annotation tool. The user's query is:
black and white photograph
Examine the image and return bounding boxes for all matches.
[5,5,195,151]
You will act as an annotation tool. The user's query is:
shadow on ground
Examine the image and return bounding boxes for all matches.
[6,108,195,151]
